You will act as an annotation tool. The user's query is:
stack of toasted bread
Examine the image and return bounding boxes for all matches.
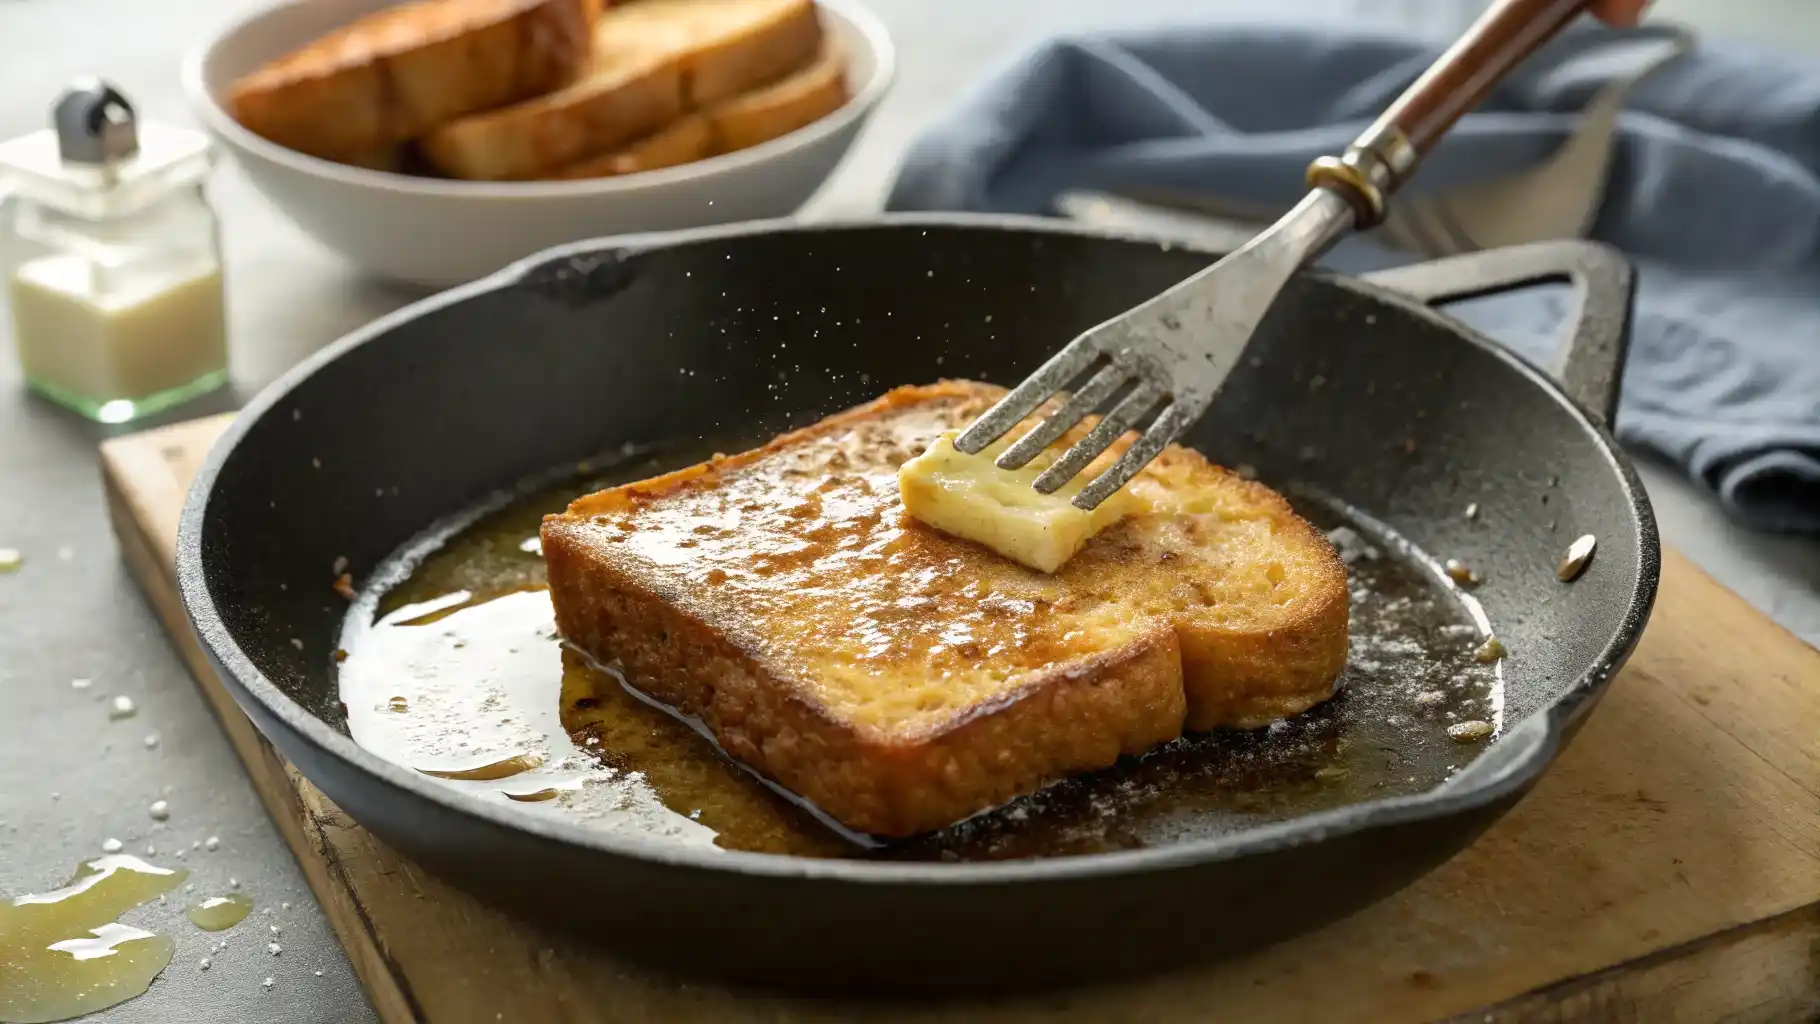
[230,0,850,181]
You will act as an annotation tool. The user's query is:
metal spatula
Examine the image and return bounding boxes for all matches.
[954,0,1598,511]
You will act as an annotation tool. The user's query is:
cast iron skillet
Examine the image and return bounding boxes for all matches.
[176,216,1658,993]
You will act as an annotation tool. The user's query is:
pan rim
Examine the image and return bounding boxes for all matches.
[175,213,1660,886]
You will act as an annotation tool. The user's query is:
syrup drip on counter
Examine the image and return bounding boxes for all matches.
[185,893,252,932]
[338,444,1502,861]
[0,855,189,1024]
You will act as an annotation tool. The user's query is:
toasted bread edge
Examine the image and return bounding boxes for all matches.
[417,54,686,180]
[1177,503,1350,731]
[681,0,823,107]
[544,113,714,179]
[421,0,829,180]
[709,33,849,154]
[1120,449,1350,731]
[229,0,597,163]
[544,31,848,180]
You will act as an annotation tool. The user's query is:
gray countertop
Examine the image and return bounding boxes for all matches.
[1,1,1816,1022]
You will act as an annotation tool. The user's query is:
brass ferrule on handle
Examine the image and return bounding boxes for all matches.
[1306,123,1418,228]
[1306,0,1592,228]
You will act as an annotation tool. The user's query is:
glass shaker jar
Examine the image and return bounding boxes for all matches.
[0,79,228,423]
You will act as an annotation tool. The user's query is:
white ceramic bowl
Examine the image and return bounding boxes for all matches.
[184,0,895,287]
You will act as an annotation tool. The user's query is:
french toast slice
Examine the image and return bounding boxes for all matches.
[228,0,597,164]
[421,0,821,180]
[545,34,845,178]
[541,381,1348,837]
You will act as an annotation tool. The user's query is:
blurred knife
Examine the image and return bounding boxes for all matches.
[1057,25,1690,261]
[1055,189,1272,253]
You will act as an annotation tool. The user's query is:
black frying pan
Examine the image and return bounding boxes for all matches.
[176,216,1658,993]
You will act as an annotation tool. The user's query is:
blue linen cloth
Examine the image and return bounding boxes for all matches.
[887,12,1820,532]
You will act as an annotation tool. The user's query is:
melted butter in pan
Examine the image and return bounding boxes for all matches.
[339,444,1502,861]
[339,586,721,851]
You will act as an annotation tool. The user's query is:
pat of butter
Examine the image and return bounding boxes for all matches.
[898,431,1138,573]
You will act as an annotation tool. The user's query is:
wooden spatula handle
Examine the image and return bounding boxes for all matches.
[1309,0,1592,226]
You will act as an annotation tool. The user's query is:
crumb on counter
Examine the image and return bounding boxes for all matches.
[1448,720,1494,742]
[1473,636,1508,663]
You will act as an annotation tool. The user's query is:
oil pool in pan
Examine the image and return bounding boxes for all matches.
[336,439,1502,860]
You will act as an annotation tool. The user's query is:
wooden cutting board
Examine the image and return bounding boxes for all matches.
[102,414,1820,1024]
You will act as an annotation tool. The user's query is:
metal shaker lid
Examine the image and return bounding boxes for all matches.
[53,78,139,166]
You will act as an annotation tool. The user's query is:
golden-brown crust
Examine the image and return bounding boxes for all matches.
[679,0,822,106]
[544,113,713,178]
[418,50,685,180]
[542,380,1349,836]
[229,0,597,163]
[543,32,846,179]
[1176,510,1350,731]
[544,524,1185,836]
[420,0,820,180]
[707,33,847,153]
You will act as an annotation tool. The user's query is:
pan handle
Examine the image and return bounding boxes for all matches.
[1360,240,1636,427]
